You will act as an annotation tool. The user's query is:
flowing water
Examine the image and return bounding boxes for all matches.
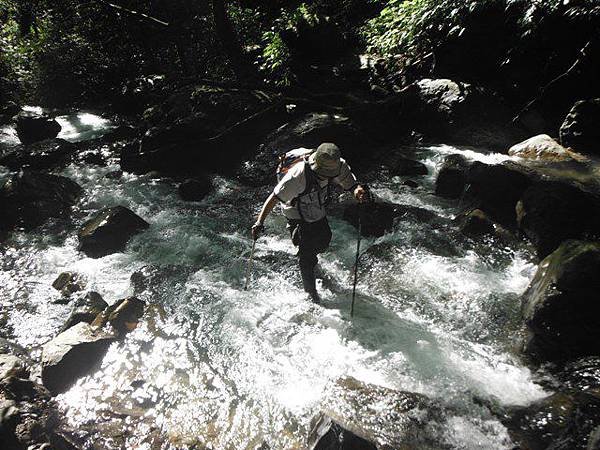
[0,114,549,449]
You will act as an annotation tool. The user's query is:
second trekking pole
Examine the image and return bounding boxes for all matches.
[350,203,363,317]
[244,238,257,291]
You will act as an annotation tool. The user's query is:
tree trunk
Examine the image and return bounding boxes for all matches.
[211,0,258,82]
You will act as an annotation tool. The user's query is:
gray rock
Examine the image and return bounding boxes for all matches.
[309,414,377,450]
[0,138,75,171]
[517,181,600,258]
[0,354,28,381]
[92,297,145,335]
[0,171,82,233]
[560,99,600,156]
[52,272,85,296]
[41,322,116,395]
[78,206,149,258]
[589,426,600,450]
[434,154,470,199]
[60,292,108,333]
[15,111,61,145]
[509,134,573,161]
[522,240,600,362]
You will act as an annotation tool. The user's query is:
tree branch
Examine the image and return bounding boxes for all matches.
[97,0,169,27]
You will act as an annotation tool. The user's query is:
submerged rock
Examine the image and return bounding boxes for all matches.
[0,138,75,171]
[505,389,600,450]
[14,111,61,145]
[516,181,600,258]
[508,134,573,161]
[560,99,600,156]
[0,171,82,233]
[60,292,108,333]
[78,206,149,258]
[522,240,600,362]
[41,322,116,395]
[178,177,212,201]
[434,154,470,199]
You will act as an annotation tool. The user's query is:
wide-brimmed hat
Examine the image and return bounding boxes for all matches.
[309,143,342,178]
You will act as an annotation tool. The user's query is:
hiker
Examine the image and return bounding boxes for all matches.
[251,143,368,303]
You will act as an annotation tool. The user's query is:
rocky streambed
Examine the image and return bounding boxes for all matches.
[1,83,600,449]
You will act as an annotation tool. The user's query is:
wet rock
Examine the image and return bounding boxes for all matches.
[59,292,108,333]
[92,297,145,335]
[467,162,532,229]
[508,134,573,161]
[78,206,149,258]
[505,389,600,450]
[560,99,600,156]
[342,202,395,237]
[52,272,85,296]
[434,154,470,199]
[389,157,428,177]
[517,182,600,258]
[0,354,28,381]
[41,322,116,395]
[0,171,83,233]
[14,111,61,145]
[309,414,377,450]
[403,179,419,188]
[589,426,600,450]
[414,79,525,150]
[0,399,20,449]
[0,138,75,171]
[454,209,496,238]
[178,177,212,201]
[316,377,440,449]
[522,240,600,362]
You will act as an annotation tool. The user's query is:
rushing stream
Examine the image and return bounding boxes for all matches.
[0,112,549,449]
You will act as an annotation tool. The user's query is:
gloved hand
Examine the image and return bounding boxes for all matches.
[354,184,372,203]
[251,222,265,241]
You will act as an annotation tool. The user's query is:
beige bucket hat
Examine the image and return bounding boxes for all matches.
[309,143,342,178]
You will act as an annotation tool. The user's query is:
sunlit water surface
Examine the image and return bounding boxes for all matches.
[0,115,547,449]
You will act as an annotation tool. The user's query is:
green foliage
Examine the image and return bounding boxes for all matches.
[260,31,293,85]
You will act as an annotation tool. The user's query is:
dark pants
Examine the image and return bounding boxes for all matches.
[287,218,332,294]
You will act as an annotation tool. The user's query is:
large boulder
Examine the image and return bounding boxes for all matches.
[434,154,470,199]
[517,182,600,258]
[508,134,573,161]
[414,79,525,149]
[0,138,75,171]
[0,171,82,233]
[14,111,61,145]
[78,206,149,258]
[521,240,600,362]
[466,162,532,229]
[560,99,600,156]
[41,322,116,395]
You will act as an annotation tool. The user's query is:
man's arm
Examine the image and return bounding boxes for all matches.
[333,160,369,203]
[251,193,280,240]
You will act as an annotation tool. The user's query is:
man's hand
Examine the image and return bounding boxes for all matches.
[353,185,370,203]
[251,222,265,241]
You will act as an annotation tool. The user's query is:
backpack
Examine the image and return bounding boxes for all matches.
[276,147,314,182]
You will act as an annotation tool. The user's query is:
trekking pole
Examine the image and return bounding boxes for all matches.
[244,238,257,291]
[350,203,363,317]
